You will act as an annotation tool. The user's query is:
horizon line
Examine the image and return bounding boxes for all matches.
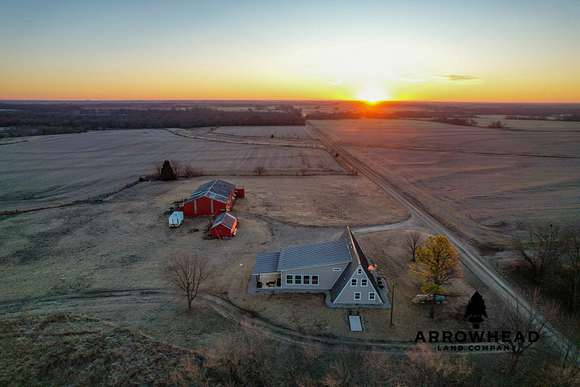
[2,98,580,105]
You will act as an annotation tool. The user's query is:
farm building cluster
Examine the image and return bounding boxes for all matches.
[250,226,390,308]
[168,179,244,239]
[167,180,391,309]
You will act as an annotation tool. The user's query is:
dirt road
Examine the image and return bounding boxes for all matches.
[0,289,413,354]
[306,121,574,358]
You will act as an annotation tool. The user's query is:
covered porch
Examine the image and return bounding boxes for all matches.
[255,272,281,289]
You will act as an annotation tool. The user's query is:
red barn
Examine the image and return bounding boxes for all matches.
[209,213,238,239]
[182,180,237,217]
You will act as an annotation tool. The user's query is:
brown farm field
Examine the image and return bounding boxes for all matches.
[310,119,580,250]
[213,125,311,139]
[1,123,559,382]
[0,128,343,212]
[0,164,483,352]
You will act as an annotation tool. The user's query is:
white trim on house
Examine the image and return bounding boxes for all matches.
[361,278,368,287]
[350,278,357,287]
[369,292,376,301]
[354,292,361,301]
[280,261,351,272]
[285,273,320,286]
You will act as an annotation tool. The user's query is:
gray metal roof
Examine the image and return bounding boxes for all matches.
[252,252,280,274]
[211,212,237,229]
[277,231,353,271]
[330,229,385,303]
[329,259,357,301]
[189,180,235,204]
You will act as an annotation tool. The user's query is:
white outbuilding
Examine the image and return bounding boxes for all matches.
[168,211,184,228]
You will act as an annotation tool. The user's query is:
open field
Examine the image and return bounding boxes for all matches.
[475,115,580,132]
[214,125,311,139]
[0,313,203,386]
[311,119,580,249]
[0,170,488,347]
[0,176,407,300]
[0,129,343,211]
[1,124,562,383]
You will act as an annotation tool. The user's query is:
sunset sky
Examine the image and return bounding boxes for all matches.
[2,0,580,102]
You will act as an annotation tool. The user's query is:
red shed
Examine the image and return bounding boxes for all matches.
[182,180,236,217]
[210,213,238,239]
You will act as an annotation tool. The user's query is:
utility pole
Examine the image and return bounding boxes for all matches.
[390,280,395,327]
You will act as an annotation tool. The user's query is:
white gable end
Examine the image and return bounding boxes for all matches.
[333,265,383,305]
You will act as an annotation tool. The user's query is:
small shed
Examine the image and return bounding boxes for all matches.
[209,213,238,239]
[168,211,184,228]
[235,187,245,199]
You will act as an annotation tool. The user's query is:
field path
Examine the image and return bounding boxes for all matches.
[0,289,414,354]
[306,121,575,358]
[166,128,325,149]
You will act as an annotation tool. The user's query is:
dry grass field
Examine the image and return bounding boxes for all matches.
[475,115,580,132]
[0,125,527,381]
[0,314,204,385]
[311,119,580,249]
[214,125,311,139]
[229,228,498,341]
[0,129,343,211]
[0,176,407,300]
[0,169,485,345]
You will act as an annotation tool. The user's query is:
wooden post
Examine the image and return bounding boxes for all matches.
[390,281,395,327]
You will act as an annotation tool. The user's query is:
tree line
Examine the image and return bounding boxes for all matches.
[0,104,305,137]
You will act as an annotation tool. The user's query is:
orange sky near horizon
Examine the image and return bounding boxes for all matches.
[2,1,580,103]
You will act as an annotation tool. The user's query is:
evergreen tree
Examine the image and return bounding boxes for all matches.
[464,291,487,329]
[160,160,176,181]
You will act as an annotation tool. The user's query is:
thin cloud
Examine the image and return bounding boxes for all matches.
[442,74,480,81]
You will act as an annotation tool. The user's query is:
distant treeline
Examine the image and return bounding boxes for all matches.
[506,114,580,121]
[305,101,580,121]
[305,109,437,120]
[0,103,304,137]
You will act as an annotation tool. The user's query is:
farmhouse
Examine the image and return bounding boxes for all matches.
[251,227,389,308]
[210,212,238,239]
[181,180,242,217]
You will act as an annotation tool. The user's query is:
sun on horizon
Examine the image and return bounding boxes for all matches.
[355,84,391,105]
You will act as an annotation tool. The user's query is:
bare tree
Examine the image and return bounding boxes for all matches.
[405,231,423,262]
[547,313,580,387]
[514,224,564,284]
[254,166,265,176]
[496,288,560,373]
[403,343,473,386]
[167,254,210,310]
[562,225,580,312]
[323,348,393,386]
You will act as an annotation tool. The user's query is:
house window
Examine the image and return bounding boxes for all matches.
[332,268,342,272]
[286,275,293,285]
[361,278,368,287]
[304,275,310,285]
[369,292,376,301]
[354,292,361,301]
[350,278,357,287]
[294,275,302,285]
[312,275,319,285]
[357,268,362,274]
